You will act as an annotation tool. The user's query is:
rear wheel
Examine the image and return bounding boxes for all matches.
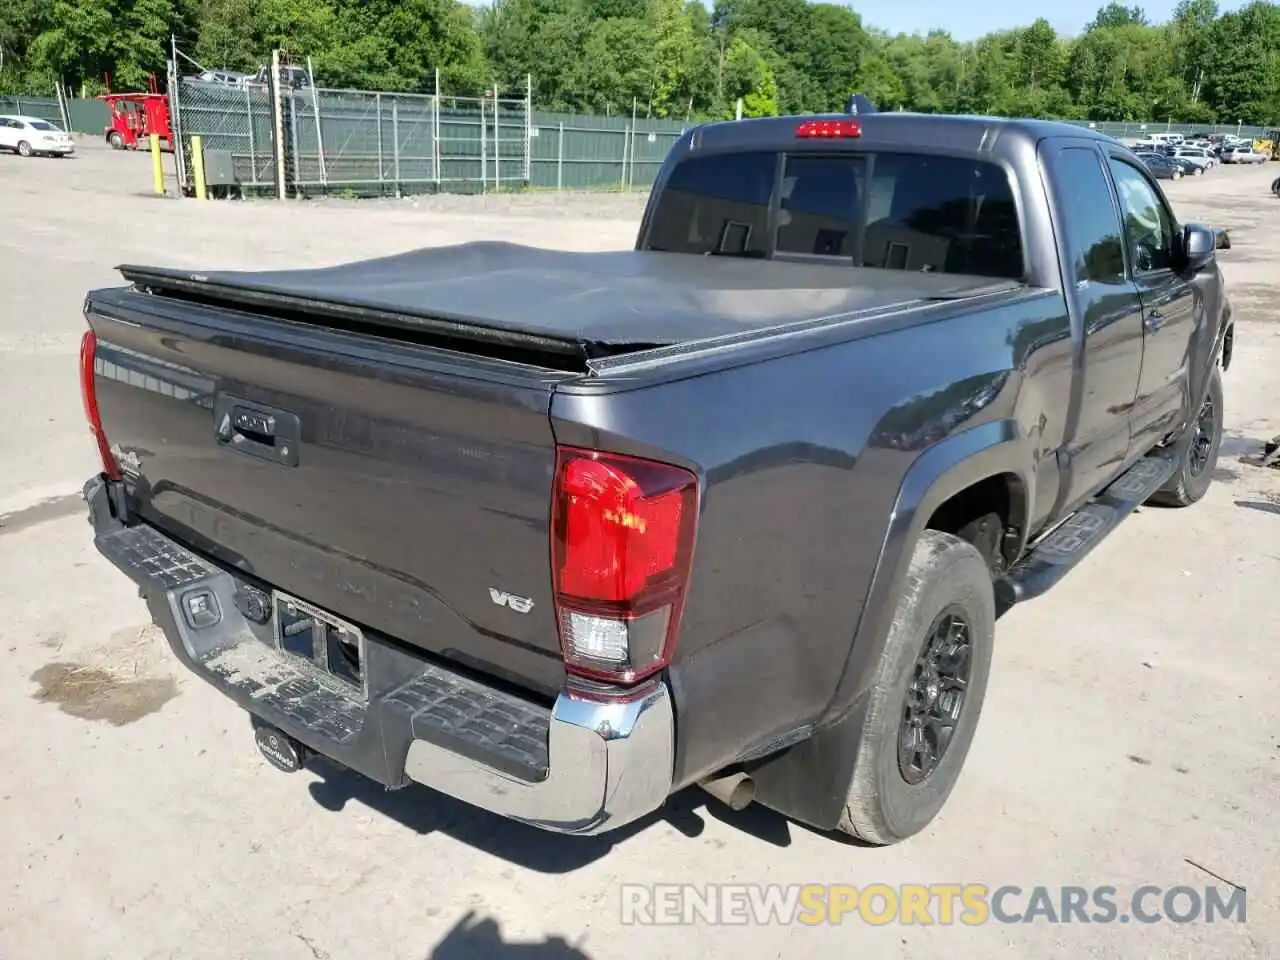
[1173,168,1183,180]
[1148,366,1224,508]
[107,131,124,150]
[1193,166,1204,176]
[17,140,32,158]
[837,530,995,845]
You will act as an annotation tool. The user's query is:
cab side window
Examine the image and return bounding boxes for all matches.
[1107,160,1174,273]
[1055,148,1125,284]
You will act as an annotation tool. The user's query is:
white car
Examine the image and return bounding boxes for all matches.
[0,115,75,157]
[1169,146,1215,169]
[1223,146,1267,164]
[195,69,249,88]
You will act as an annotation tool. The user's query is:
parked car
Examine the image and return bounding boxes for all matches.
[194,69,249,88]
[243,64,312,91]
[1167,146,1215,170]
[0,114,74,157]
[1223,146,1267,164]
[1174,156,1205,176]
[1135,151,1185,179]
[81,113,1234,846]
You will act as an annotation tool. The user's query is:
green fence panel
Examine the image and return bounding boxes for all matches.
[67,99,109,134]
[0,95,62,125]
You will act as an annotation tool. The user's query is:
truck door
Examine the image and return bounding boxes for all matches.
[1041,142,1146,513]
[1105,156,1198,452]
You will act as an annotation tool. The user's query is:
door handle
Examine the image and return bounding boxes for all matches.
[1144,312,1165,332]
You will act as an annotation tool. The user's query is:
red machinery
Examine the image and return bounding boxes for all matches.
[99,74,173,150]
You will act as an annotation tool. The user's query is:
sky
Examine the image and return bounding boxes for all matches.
[850,0,1250,40]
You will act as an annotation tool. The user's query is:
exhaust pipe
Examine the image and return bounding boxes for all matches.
[699,771,755,811]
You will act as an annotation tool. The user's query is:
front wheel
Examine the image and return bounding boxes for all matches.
[107,131,124,150]
[17,140,32,157]
[1173,169,1183,180]
[1194,166,1204,176]
[1148,366,1224,508]
[1272,177,1280,198]
[837,530,995,845]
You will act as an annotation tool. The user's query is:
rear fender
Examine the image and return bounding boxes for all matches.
[829,419,1032,716]
[745,420,1032,830]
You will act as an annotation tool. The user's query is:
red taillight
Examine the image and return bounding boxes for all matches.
[80,330,121,481]
[551,446,698,684]
[795,119,862,139]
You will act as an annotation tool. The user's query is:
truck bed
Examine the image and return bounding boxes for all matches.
[120,242,1021,362]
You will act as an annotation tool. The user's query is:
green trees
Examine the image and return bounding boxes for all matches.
[1,0,1277,125]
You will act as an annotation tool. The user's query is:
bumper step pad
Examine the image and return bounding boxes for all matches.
[93,521,553,786]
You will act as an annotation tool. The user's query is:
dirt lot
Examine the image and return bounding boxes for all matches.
[1,140,1277,960]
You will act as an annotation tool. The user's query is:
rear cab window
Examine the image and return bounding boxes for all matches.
[643,149,1024,280]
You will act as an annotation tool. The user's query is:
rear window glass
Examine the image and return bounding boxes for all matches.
[645,151,774,258]
[30,120,55,130]
[644,150,1024,279]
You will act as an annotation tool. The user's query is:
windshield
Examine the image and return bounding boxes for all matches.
[30,120,56,131]
[644,150,1024,280]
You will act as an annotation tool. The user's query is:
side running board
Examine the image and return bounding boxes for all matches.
[995,452,1177,615]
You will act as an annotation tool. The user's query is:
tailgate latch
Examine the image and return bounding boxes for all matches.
[214,394,301,467]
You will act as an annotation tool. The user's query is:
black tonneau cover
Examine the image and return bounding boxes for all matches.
[119,241,1019,352]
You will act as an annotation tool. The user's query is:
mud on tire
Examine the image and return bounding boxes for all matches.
[837,530,995,845]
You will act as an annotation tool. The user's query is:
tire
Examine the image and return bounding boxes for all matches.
[17,140,32,157]
[1272,177,1280,198]
[1148,366,1224,508]
[1173,169,1183,180]
[837,530,995,845]
[108,131,124,150]
[1193,166,1203,176]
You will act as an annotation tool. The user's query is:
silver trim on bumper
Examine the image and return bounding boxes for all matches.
[404,682,674,836]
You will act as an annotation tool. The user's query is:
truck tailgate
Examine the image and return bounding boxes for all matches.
[86,288,573,697]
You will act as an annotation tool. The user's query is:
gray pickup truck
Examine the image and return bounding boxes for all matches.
[81,113,1234,846]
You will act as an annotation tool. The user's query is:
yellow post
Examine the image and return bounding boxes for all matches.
[191,134,207,201]
[149,133,164,195]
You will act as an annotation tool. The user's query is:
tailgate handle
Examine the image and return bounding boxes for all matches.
[214,395,301,467]
[233,407,276,444]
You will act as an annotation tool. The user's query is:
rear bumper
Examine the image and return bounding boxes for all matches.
[84,474,674,835]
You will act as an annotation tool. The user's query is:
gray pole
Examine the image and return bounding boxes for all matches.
[271,49,287,200]
[557,121,564,190]
[392,98,401,197]
[245,85,257,183]
[480,95,487,193]
[434,67,442,189]
[376,92,384,187]
[493,83,500,190]
[307,56,326,187]
[289,92,300,194]
[614,124,624,190]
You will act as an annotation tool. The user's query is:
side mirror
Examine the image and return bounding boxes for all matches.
[1213,228,1232,250]
[1181,223,1216,271]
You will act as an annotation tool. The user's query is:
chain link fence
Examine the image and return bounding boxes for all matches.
[0,95,62,124]
[1063,119,1270,140]
[171,74,1276,200]
[173,75,689,198]
[0,93,110,134]
[13,79,1273,198]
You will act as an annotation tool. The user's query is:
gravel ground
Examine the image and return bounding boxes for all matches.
[0,138,1277,960]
